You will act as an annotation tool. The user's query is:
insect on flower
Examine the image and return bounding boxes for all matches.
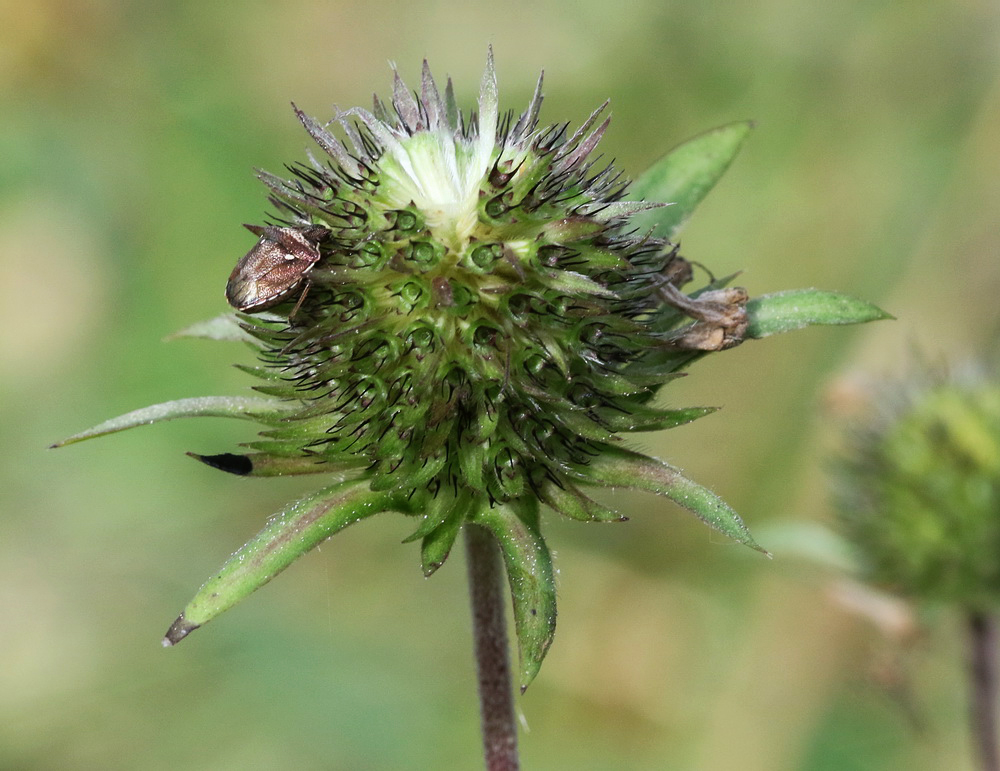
[51,51,889,696]
[225,224,329,313]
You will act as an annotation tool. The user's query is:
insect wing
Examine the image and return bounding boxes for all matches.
[226,227,322,312]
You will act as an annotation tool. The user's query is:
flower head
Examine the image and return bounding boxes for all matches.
[56,51,887,688]
[836,366,1000,611]
[227,52,744,514]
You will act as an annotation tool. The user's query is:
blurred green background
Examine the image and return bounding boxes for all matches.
[4,0,999,768]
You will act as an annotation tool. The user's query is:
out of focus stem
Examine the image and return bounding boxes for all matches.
[969,610,999,771]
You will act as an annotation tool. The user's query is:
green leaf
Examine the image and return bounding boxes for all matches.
[587,446,768,554]
[51,396,291,447]
[629,121,753,239]
[474,500,556,691]
[163,480,410,645]
[746,289,892,339]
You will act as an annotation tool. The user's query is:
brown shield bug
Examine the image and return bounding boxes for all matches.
[226,225,329,313]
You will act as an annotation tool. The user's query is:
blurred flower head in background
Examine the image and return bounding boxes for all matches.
[836,362,1000,612]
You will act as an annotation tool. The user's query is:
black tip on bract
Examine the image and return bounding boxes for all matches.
[187,452,254,476]
[162,614,200,647]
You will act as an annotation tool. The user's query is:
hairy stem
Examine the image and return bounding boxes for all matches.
[968,610,999,771]
[466,523,519,771]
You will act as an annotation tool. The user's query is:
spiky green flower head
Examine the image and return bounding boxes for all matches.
[56,50,887,689]
[232,54,751,521]
[837,367,1000,612]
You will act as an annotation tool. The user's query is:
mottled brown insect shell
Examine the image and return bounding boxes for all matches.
[225,225,328,313]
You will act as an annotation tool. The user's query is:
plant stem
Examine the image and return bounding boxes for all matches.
[968,610,999,771]
[465,523,519,771]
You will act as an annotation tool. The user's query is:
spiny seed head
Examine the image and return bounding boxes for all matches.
[231,53,715,510]
[55,51,887,678]
[836,367,1000,610]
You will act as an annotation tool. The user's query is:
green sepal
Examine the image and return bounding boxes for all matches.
[252,384,307,399]
[539,481,626,522]
[589,200,668,222]
[629,121,753,239]
[746,289,892,338]
[259,413,354,441]
[614,367,688,387]
[493,422,534,461]
[473,499,556,692]
[458,440,487,491]
[554,409,617,443]
[402,492,458,543]
[163,480,411,645]
[51,396,291,447]
[603,404,718,433]
[369,448,449,493]
[234,363,284,381]
[242,439,330,456]
[585,446,769,554]
[584,367,652,397]
[420,504,467,576]
[567,243,630,270]
[629,349,705,382]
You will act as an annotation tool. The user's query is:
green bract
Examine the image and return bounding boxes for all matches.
[56,52,888,689]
